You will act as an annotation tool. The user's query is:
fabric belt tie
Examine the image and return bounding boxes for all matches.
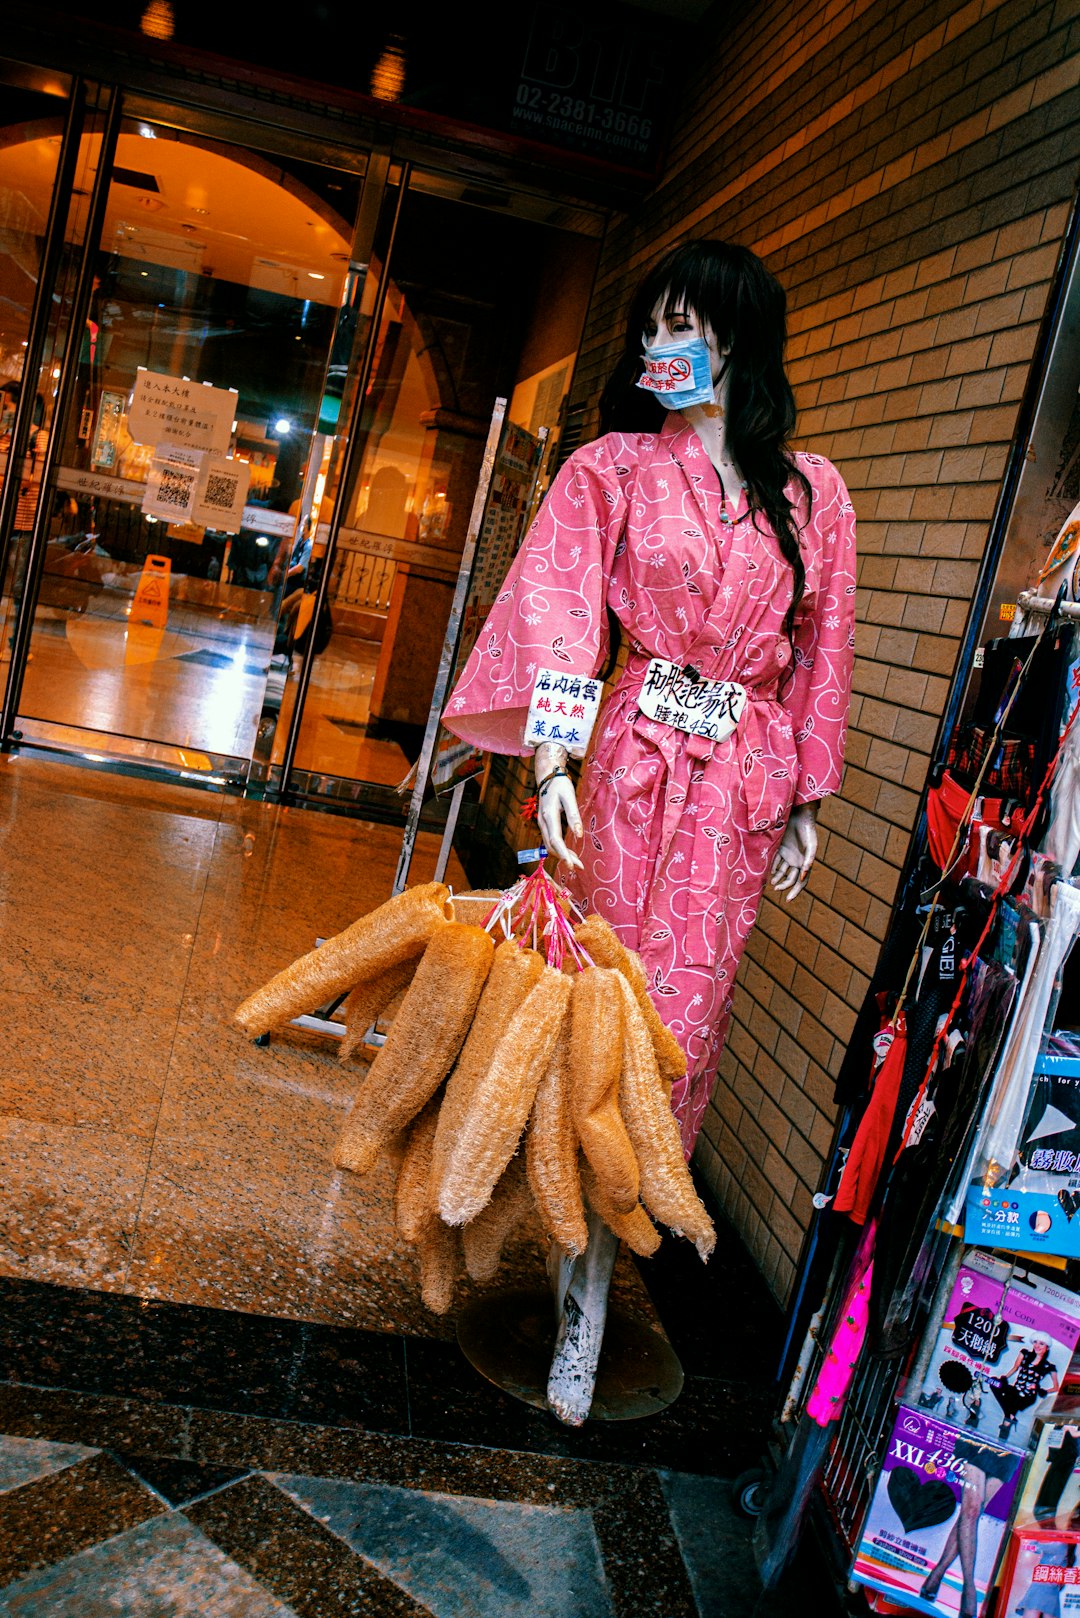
[618,657,788,968]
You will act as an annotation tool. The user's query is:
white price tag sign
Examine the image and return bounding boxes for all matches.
[636,658,746,743]
[524,669,602,758]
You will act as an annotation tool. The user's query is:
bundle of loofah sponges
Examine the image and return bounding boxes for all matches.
[234,871,715,1313]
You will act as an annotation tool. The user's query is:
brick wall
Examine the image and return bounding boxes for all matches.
[562,0,1080,1301]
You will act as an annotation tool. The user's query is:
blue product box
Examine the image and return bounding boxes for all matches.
[965,1055,1080,1259]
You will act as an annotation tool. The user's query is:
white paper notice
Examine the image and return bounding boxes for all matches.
[128,370,236,455]
[192,455,251,534]
[141,443,202,522]
[523,669,602,758]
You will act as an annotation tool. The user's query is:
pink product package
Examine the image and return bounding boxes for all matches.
[853,1405,1025,1616]
[910,1250,1080,1454]
[997,1527,1080,1615]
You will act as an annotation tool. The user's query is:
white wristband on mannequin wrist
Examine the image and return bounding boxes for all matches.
[523,669,601,757]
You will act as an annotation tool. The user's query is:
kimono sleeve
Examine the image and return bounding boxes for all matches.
[783,461,856,806]
[442,437,631,756]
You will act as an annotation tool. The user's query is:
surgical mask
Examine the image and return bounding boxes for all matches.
[636,335,717,409]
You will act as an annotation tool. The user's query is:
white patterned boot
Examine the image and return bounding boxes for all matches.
[546,1208,619,1426]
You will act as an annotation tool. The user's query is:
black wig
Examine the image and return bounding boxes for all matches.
[599,239,810,648]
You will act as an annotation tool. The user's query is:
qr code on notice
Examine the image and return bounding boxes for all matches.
[158,468,193,509]
[203,472,238,512]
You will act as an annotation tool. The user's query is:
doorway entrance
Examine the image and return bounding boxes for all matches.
[0,63,601,813]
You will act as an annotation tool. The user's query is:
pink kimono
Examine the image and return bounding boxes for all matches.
[445,412,856,1151]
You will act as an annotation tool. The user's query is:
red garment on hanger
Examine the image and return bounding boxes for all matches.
[833,1015,908,1225]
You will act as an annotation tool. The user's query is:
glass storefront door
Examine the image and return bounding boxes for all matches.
[0,63,602,807]
[2,88,367,781]
[279,164,601,809]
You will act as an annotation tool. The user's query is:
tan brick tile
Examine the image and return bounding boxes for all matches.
[900,596,948,633]
[776,1026,812,1085]
[949,483,999,519]
[957,369,1008,408]
[846,804,890,856]
[823,828,864,881]
[875,778,921,826]
[941,599,973,637]
[915,247,958,288]
[911,633,961,676]
[809,1105,837,1157]
[763,938,797,990]
[893,708,939,753]
[1005,242,1060,291]
[917,377,963,414]
[909,350,951,384]
[988,326,1039,367]
[807,897,844,951]
[925,412,974,449]
[944,335,995,376]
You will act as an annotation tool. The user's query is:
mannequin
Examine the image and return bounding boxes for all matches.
[445,240,856,1423]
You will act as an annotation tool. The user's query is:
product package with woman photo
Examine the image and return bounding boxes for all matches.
[997,1527,1080,1618]
[911,1250,1080,1452]
[853,1404,1025,1616]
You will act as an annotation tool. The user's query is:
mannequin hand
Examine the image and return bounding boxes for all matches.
[771,802,818,902]
[534,743,583,872]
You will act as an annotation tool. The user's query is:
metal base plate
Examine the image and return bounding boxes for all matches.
[455,1287,684,1422]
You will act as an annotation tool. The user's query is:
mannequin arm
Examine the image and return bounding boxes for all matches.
[534,742,583,872]
[770,801,819,902]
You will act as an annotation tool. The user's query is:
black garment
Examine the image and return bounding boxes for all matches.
[991,1352,1057,1420]
[952,1433,1021,1485]
[1034,1428,1079,1521]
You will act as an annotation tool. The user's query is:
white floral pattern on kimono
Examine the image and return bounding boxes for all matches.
[445,412,856,1152]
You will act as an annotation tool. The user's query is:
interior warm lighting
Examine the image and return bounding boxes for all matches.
[370,35,406,102]
[308,271,325,280]
[139,0,174,41]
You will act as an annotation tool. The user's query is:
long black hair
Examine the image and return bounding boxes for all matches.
[599,239,810,649]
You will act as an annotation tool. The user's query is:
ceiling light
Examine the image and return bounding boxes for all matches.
[370,34,406,102]
[308,272,325,280]
[274,418,292,435]
[139,1,174,41]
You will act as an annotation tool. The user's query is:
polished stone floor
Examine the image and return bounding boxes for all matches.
[0,754,844,1614]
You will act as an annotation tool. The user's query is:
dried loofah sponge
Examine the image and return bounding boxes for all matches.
[438,965,572,1228]
[614,973,715,1260]
[579,1159,661,1258]
[339,956,419,1061]
[395,1094,441,1244]
[429,940,545,1211]
[234,882,452,1036]
[568,967,640,1214]
[461,1153,535,1283]
[574,914,687,1090]
[418,1216,461,1315]
[334,923,494,1176]
[526,1022,587,1258]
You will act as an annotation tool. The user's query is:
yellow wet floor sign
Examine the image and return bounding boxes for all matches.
[132,554,171,628]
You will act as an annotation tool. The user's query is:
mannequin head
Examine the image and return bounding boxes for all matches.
[600,239,808,650]
[601,239,792,440]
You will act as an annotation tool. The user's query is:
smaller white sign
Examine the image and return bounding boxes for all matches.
[241,507,296,539]
[142,444,202,522]
[523,668,602,758]
[192,456,251,534]
[636,659,747,744]
[128,370,236,455]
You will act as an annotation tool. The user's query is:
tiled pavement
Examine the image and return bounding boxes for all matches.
[0,1246,847,1616]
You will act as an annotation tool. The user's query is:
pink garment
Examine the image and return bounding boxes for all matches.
[805,1225,876,1425]
[444,413,856,1151]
